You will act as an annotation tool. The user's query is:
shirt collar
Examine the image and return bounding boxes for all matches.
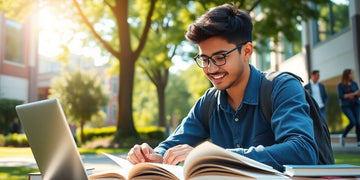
[243,65,262,105]
[310,79,318,85]
[218,65,262,110]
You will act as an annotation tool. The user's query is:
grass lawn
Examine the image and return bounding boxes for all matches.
[0,147,359,179]
[0,146,129,158]
[0,147,128,180]
[0,147,33,158]
[334,153,360,165]
[0,167,38,180]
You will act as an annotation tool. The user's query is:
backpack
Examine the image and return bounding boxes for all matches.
[202,71,334,165]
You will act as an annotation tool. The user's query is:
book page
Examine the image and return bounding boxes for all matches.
[102,152,184,180]
[190,165,289,180]
[129,163,184,180]
[183,142,282,178]
[186,155,289,179]
[88,169,127,179]
[102,153,134,172]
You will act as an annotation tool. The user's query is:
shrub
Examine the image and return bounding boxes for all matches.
[76,126,116,143]
[77,126,166,148]
[0,98,23,134]
[136,126,166,147]
[4,133,29,147]
[326,89,344,133]
[76,126,166,144]
[137,126,165,140]
[0,134,4,146]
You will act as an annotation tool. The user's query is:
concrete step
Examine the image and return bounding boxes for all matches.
[330,134,359,153]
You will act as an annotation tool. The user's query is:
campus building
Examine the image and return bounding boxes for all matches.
[0,13,38,103]
[0,12,117,126]
[252,0,359,91]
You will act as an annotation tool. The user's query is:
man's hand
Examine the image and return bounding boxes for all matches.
[127,143,163,164]
[163,144,194,165]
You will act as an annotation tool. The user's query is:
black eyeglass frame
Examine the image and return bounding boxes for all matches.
[193,42,247,68]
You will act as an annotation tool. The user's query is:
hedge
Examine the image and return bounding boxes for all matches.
[0,133,29,147]
[0,126,166,147]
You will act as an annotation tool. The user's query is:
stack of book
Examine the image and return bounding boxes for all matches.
[283,164,360,180]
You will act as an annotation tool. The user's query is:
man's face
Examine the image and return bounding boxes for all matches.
[311,72,320,83]
[197,37,250,91]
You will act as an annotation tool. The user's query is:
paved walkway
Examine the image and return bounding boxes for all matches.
[0,153,127,172]
[331,134,360,153]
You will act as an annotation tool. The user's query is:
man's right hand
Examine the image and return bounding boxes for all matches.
[126,143,163,164]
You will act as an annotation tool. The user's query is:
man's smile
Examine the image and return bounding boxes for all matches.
[208,72,227,81]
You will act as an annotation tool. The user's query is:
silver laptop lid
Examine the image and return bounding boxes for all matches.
[16,98,88,180]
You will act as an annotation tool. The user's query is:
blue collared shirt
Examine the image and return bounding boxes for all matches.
[154,65,318,171]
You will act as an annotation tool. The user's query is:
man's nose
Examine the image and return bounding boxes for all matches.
[207,59,219,73]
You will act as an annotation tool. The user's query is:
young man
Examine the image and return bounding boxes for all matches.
[304,70,328,120]
[127,4,318,171]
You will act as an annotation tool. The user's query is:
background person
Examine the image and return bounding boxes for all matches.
[127,3,318,171]
[337,69,360,147]
[304,70,328,120]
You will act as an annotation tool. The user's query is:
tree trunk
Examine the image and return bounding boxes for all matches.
[114,55,138,142]
[157,84,166,127]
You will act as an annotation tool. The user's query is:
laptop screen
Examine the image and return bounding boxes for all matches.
[16,98,88,180]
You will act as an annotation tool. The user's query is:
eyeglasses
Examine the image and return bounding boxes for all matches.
[193,43,246,68]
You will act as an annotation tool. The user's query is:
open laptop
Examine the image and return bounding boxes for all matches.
[16,98,88,180]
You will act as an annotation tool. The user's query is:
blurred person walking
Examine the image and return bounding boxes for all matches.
[305,70,328,120]
[337,69,360,147]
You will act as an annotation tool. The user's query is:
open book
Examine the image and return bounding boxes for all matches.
[88,141,289,180]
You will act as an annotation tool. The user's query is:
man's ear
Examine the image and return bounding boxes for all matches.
[242,42,253,59]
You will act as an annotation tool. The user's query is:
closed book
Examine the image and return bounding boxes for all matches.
[28,172,42,180]
[284,164,360,177]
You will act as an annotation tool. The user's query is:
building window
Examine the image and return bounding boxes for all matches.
[283,26,301,60]
[315,0,349,43]
[257,39,271,71]
[5,19,23,64]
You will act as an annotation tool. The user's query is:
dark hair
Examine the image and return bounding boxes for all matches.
[311,70,319,75]
[341,69,352,85]
[185,4,253,45]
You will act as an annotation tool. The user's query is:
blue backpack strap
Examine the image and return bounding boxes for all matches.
[260,71,304,122]
[202,87,219,133]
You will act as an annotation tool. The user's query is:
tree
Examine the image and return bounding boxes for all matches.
[70,0,157,141]
[138,0,204,127]
[133,65,159,127]
[183,0,329,48]
[137,30,176,127]
[49,68,108,143]
[137,33,173,127]
[165,72,193,127]
[2,0,157,141]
